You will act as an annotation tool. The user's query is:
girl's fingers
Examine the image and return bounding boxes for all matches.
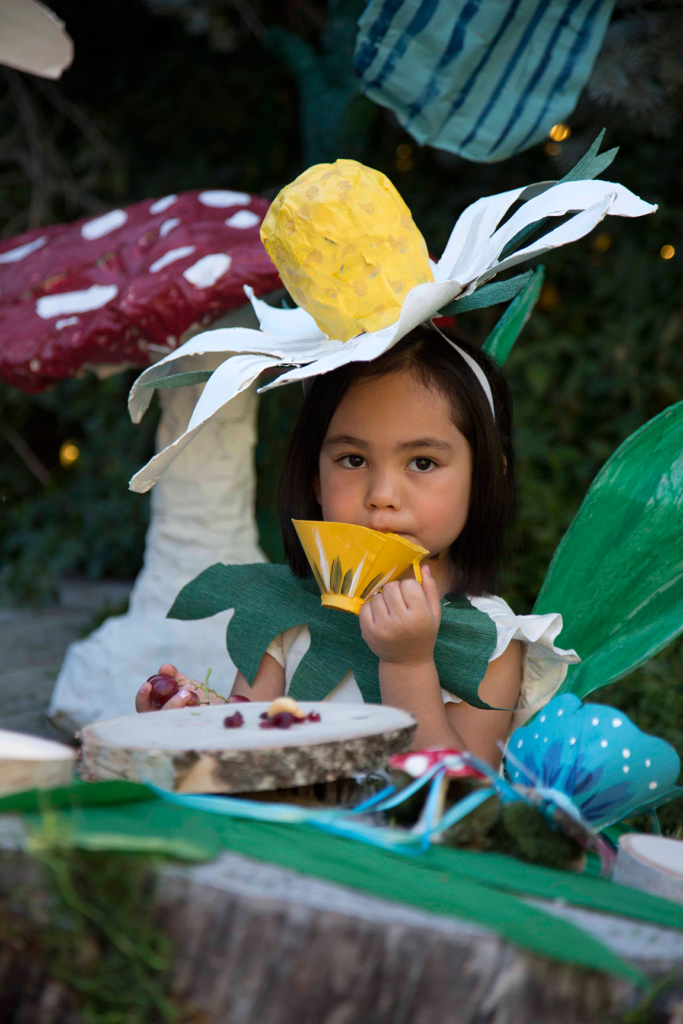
[421,564,442,619]
[382,580,407,615]
[135,681,155,713]
[162,688,198,711]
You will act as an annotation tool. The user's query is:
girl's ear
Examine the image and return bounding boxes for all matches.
[313,472,322,505]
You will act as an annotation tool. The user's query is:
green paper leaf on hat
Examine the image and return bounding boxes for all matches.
[437,269,533,317]
[138,370,214,390]
[534,400,683,699]
[482,266,545,365]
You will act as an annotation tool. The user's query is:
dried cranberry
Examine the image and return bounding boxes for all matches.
[227,695,251,704]
[260,711,300,729]
[259,711,269,720]
[307,712,321,722]
[224,711,244,728]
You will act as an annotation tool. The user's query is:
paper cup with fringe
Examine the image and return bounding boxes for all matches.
[293,520,429,614]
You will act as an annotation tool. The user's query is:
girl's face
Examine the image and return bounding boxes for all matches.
[315,370,472,568]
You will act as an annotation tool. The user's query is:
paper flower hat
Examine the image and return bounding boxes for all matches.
[128,139,656,493]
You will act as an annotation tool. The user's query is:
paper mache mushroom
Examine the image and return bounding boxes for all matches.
[0,188,281,731]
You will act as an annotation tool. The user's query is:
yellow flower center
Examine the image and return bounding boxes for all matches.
[260,159,433,341]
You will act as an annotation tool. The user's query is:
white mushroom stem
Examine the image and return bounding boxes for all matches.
[48,304,269,732]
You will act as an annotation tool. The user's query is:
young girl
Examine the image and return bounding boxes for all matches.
[136,325,578,767]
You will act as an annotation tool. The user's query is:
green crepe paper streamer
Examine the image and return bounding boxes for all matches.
[482,266,545,365]
[138,370,214,390]
[168,563,501,709]
[437,270,533,317]
[534,400,683,700]
[500,131,618,259]
[11,797,644,983]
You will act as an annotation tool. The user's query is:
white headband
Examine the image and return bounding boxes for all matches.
[432,320,496,420]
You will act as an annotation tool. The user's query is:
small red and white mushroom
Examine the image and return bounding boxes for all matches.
[0,189,281,730]
[388,749,488,780]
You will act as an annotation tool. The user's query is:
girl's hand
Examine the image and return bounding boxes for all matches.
[136,663,205,712]
[359,565,441,667]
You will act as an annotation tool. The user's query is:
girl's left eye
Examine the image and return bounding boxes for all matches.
[409,457,435,472]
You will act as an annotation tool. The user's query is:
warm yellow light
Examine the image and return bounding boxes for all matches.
[593,233,612,252]
[396,143,413,158]
[538,283,561,311]
[59,441,80,467]
[661,244,675,260]
[545,142,561,157]
[549,123,571,142]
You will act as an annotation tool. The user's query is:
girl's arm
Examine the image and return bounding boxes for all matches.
[136,653,285,711]
[230,652,286,701]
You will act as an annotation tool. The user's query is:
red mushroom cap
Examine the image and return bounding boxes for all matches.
[0,189,280,392]
[388,749,488,780]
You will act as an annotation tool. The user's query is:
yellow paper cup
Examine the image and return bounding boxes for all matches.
[293,520,429,615]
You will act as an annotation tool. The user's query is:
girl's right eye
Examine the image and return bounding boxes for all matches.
[340,454,366,469]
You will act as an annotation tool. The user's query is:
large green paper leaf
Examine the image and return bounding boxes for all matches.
[482,266,545,365]
[10,796,644,982]
[534,400,683,699]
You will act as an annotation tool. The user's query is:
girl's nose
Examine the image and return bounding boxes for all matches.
[365,471,402,511]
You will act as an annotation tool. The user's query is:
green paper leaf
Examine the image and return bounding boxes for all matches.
[534,400,683,699]
[27,798,644,982]
[437,270,533,317]
[482,266,545,365]
[168,563,498,707]
[0,780,154,815]
[138,370,214,390]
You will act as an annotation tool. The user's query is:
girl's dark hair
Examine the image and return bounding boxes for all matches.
[277,324,516,596]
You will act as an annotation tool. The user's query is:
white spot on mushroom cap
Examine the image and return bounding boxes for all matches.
[199,190,250,208]
[600,739,608,748]
[183,253,231,288]
[404,754,429,777]
[30,357,41,371]
[623,765,629,773]
[36,284,118,319]
[612,718,623,727]
[591,717,599,726]
[226,210,260,229]
[645,759,651,767]
[649,781,658,790]
[0,236,47,263]
[622,748,630,759]
[56,317,79,330]
[149,246,196,273]
[150,195,178,214]
[81,210,128,240]
[159,217,180,238]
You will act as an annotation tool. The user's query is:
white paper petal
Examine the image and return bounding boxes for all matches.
[244,285,324,338]
[261,278,464,390]
[128,327,286,423]
[460,180,656,285]
[477,196,615,281]
[434,186,528,284]
[129,353,283,492]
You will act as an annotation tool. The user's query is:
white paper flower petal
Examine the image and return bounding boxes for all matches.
[435,186,528,284]
[481,196,615,280]
[129,353,283,493]
[261,278,464,390]
[128,327,287,423]
[244,285,323,338]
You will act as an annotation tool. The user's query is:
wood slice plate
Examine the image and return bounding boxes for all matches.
[80,702,416,794]
[613,833,683,905]
[0,729,76,797]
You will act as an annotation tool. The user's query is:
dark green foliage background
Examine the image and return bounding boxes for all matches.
[1,1,682,821]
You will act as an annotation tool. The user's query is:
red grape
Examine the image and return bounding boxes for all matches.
[227,695,251,704]
[224,711,244,728]
[184,691,200,707]
[147,674,179,707]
